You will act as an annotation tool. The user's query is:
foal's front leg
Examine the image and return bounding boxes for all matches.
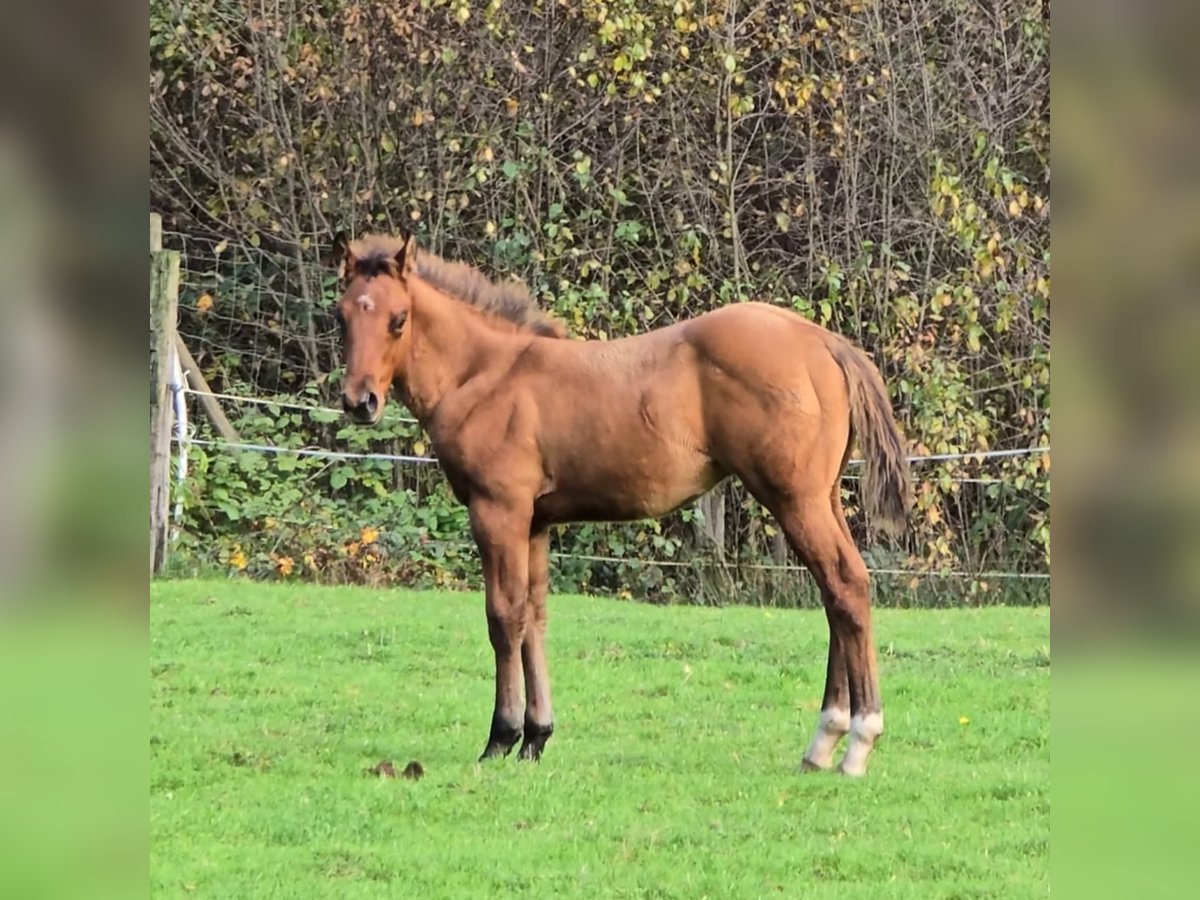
[518,530,554,761]
[472,500,532,760]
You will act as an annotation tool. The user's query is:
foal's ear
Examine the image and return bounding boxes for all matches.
[395,232,418,277]
[330,230,355,278]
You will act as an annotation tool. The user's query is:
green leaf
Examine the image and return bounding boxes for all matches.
[967,324,983,353]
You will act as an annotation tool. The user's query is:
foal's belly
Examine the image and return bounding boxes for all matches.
[533,457,726,525]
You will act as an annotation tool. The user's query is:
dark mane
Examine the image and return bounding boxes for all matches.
[348,235,566,338]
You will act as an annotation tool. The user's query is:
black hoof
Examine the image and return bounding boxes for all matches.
[479,715,522,761]
[517,721,554,762]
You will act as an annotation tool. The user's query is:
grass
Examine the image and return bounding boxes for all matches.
[151,579,1049,898]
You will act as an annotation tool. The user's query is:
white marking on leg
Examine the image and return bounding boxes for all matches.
[838,712,884,777]
[802,707,850,771]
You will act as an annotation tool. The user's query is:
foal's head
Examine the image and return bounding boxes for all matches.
[330,231,417,425]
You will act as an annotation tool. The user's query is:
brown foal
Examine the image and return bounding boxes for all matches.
[330,232,911,776]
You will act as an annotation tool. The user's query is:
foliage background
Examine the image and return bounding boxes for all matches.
[150,0,1050,605]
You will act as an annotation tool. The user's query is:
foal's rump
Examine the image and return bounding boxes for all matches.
[682,302,910,531]
[681,302,852,469]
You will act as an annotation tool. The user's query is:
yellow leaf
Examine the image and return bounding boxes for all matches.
[229,548,248,571]
[413,440,427,456]
[213,240,228,255]
[360,526,379,545]
[959,716,970,726]
[196,293,214,313]
[1008,199,1022,217]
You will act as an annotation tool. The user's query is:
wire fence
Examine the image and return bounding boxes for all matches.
[162,229,1050,601]
[176,414,1047,476]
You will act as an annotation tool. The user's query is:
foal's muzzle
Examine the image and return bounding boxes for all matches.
[342,389,380,424]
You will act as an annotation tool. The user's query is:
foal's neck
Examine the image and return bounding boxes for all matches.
[400,278,523,426]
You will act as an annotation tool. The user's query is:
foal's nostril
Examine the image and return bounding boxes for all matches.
[341,390,380,421]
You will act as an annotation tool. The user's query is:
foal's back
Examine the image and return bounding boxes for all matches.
[520,302,853,522]
[535,301,849,432]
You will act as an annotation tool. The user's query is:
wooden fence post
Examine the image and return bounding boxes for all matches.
[150,213,180,576]
[174,334,241,442]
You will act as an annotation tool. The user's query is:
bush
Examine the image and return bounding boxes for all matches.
[153,0,1049,605]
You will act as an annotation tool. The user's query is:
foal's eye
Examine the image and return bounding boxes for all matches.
[388,312,408,335]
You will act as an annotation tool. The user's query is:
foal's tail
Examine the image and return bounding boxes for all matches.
[825,336,912,537]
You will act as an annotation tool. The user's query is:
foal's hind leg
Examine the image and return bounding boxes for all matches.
[800,624,850,771]
[777,499,883,776]
[801,493,857,770]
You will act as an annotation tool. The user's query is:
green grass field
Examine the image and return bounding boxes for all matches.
[151,580,1049,898]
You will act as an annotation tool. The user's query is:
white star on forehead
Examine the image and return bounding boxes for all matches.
[355,294,375,312]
